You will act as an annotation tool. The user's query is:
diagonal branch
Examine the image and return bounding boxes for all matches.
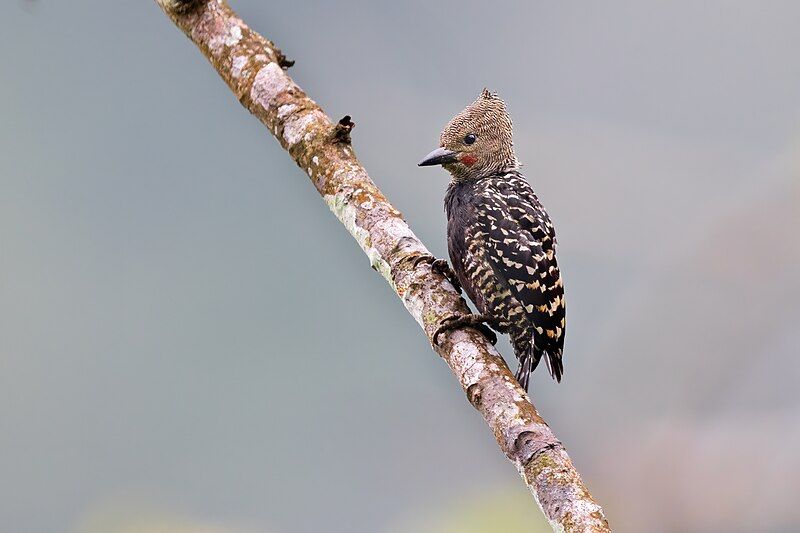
[154,1,610,530]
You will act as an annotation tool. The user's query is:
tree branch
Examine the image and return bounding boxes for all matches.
[154,1,610,530]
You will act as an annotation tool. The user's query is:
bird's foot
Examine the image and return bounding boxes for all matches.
[408,255,462,293]
[409,253,435,268]
[430,258,462,293]
[433,314,498,346]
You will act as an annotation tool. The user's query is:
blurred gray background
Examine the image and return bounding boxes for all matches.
[2,1,799,532]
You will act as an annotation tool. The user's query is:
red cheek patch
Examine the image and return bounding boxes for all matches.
[461,154,478,167]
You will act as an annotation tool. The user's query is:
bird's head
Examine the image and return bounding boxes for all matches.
[418,89,518,181]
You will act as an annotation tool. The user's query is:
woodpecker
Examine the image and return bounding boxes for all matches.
[418,89,565,390]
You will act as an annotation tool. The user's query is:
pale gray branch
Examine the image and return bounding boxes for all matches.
[154,1,610,530]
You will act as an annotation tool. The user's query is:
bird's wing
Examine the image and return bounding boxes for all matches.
[475,178,566,352]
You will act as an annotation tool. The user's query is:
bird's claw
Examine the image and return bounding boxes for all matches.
[408,255,462,293]
[409,253,435,269]
[430,258,462,293]
[433,314,498,346]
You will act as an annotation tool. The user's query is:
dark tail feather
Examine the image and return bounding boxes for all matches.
[516,347,563,390]
[544,350,564,383]
[514,351,533,392]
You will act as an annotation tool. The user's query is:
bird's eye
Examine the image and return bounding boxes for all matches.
[463,134,476,145]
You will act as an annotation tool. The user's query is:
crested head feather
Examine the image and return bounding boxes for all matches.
[437,90,518,181]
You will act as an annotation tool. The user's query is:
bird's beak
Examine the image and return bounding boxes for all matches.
[418,147,458,167]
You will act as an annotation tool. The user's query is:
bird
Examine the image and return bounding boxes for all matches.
[418,89,565,390]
